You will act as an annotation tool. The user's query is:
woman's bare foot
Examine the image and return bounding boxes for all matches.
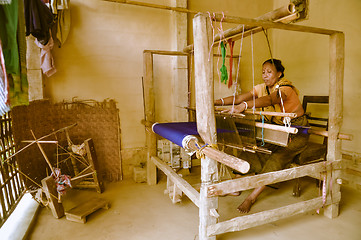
[219,191,241,197]
[237,198,255,213]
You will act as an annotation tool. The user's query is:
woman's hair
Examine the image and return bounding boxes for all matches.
[263,59,285,79]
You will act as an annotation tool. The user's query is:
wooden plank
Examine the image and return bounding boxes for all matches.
[207,161,333,196]
[41,176,64,219]
[84,138,104,193]
[65,198,109,223]
[207,192,340,237]
[324,32,344,219]
[151,156,200,207]
[143,51,157,185]
[193,13,218,240]
[143,50,189,56]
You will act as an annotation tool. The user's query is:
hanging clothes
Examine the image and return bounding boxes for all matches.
[0,0,29,109]
[24,0,54,45]
[0,0,12,5]
[0,41,11,115]
[0,0,20,74]
[35,34,57,77]
[56,0,70,47]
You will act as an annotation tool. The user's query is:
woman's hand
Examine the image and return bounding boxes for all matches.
[222,102,247,114]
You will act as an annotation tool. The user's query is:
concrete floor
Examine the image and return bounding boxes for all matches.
[27,171,361,240]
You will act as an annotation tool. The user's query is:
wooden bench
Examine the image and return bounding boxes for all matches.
[65,198,109,223]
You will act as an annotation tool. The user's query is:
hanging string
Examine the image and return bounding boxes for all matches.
[251,30,256,114]
[231,25,245,113]
[207,12,216,62]
[262,28,291,128]
[227,39,235,88]
[262,28,274,60]
[216,12,227,85]
[276,86,291,127]
[260,112,265,146]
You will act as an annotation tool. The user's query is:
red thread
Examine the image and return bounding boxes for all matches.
[227,39,235,88]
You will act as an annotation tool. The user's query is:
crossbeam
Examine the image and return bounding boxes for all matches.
[207,160,342,196]
[207,192,341,237]
[151,156,200,207]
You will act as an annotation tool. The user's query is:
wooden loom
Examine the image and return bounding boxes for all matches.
[143,12,345,240]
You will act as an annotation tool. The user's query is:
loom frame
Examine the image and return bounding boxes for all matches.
[143,13,344,240]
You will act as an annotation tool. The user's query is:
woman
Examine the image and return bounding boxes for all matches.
[215,59,309,213]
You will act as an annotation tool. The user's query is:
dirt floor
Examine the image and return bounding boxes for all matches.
[27,170,361,240]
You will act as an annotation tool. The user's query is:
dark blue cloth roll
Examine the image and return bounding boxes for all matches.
[152,122,199,147]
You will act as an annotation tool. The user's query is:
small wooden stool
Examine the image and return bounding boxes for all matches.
[65,198,109,223]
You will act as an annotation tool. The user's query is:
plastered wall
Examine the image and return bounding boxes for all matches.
[44,0,272,178]
[273,0,361,152]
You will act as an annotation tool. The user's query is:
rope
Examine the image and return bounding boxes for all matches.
[195,142,218,159]
[276,85,291,127]
[260,112,265,146]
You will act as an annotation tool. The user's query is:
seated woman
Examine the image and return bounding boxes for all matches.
[214,59,309,213]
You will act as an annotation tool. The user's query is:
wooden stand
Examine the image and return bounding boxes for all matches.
[71,138,104,193]
[41,176,64,219]
[65,198,109,223]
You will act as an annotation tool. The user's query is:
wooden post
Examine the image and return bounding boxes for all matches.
[143,51,157,185]
[324,32,344,218]
[193,13,218,240]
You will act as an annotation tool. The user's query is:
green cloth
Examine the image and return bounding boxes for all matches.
[0,0,29,108]
[220,41,228,84]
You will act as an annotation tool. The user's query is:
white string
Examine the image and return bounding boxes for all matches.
[231,25,245,113]
[251,30,255,114]
[276,85,291,127]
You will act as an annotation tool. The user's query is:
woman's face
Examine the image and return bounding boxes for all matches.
[262,62,282,87]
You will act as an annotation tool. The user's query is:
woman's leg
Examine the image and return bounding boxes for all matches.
[237,185,266,213]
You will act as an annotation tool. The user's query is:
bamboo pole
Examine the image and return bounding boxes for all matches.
[308,128,352,141]
[31,130,55,175]
[104,0,198,15]
[213,107,298,118]
[2,123,77,165]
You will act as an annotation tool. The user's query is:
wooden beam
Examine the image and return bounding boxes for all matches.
[143,51,157,185]
[104,0,198,14]
[207,192,341,236]
[193,13,218,240]
[184,5,340,52]
[187,140,250,174]
[143,50,189,56]
[207,161,334,196]
[324,32,344,219]
[151,156,200,207]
